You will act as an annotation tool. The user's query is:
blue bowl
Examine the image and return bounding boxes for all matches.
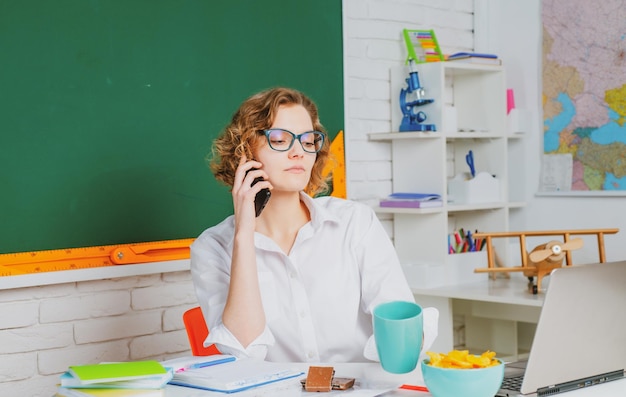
[421,359,504,397]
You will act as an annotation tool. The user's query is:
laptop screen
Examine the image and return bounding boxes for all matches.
[501,261,626,396]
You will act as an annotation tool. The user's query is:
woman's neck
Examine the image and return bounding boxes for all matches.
[255,191,310,254]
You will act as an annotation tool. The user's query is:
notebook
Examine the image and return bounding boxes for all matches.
[162,355,304,393]
[68,361,168,385]
[496,261,626,396]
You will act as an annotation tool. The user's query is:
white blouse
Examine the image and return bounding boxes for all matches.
[190,192,438,363]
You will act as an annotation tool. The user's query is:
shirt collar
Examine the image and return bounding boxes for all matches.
[299,191,340,229]
[252,192,341,251]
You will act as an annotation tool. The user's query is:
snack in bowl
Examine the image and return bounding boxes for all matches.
[421,350,504,397]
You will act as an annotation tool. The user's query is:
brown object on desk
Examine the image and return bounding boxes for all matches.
[300,376,356,391]
[332,377,356,390]
[305,366,334,392]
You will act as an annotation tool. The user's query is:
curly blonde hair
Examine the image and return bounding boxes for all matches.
[209,87,330,196]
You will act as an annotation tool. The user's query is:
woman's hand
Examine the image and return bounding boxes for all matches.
[232,156,271,230]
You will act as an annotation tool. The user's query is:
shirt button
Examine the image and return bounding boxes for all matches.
[300,311,306,318]
[307,351,314,359]
[290,272,297,279]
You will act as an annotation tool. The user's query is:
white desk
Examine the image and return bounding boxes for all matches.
[164,362,420,396]
[412,275,546,359]
[163,362,626,396]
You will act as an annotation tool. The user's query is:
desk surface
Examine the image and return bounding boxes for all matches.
[412,275,545,307]
[163,362,626,397]
[164,362,416,396]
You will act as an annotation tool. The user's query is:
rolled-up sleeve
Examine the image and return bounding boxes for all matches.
[190,222,276,359]
[205,322,274,360]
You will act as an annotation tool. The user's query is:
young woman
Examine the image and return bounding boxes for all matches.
[190,87,438,362]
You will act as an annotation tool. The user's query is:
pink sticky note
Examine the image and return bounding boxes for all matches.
[507,89,515,114]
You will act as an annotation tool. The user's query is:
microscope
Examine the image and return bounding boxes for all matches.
[399,59,436,132]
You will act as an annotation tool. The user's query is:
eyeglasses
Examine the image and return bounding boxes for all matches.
[262,128,325,153]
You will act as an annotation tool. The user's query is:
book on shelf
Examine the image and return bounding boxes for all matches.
[67,360,168,386]
[387,192,441,201]
[380,192,443,208]
[446,52,501,65]
[380,199,443,208]
[161,355,304,393]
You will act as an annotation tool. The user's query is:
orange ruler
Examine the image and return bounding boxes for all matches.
[0,238,195,277]
[321,130,346,199]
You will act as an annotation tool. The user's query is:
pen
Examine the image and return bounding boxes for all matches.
[176,356,237,372]
[473,229,480,252]
[400,384,429,392]
[467,230,474,251]
[190,356,236,369]
[465,150,476,178]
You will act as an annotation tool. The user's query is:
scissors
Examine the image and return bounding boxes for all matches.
[465,150,476,178]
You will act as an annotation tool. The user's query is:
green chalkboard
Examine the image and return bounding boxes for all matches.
[0,1,343,254]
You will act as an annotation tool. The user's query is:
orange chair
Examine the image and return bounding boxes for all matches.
[182,306,221,356]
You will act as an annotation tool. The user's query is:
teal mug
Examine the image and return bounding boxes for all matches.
[373,301,423,374]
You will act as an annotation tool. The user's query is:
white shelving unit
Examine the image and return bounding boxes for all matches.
[370,61,528,356]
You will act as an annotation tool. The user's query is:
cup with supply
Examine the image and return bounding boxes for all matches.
[372,300,423,374]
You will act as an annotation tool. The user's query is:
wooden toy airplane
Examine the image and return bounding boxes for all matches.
[472,228,619,294]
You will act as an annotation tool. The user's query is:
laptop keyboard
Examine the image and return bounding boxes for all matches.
[501,375,524,391]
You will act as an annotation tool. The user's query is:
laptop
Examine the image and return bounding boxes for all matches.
[496,261,626,396]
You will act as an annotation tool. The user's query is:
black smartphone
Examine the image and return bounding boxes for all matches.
[247,169,271,217]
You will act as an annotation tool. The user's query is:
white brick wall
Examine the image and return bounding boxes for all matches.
[0,2,477,396]
[343,0,475,217]
[0,273,197,397]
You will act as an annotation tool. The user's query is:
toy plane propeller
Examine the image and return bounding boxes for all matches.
[528,238,584,263]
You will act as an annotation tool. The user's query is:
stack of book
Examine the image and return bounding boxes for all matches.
[446,52,501,65]
[55,360,171,397]
[379,193,443,209]
[57,355,306,396]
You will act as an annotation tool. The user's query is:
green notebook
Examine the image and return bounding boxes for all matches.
[68,361,167,385]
